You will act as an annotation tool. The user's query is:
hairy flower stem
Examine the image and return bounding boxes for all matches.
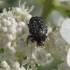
[42,0,54,22]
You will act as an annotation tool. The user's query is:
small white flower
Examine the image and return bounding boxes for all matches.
[5,20,11,26]
[1,26,8,33]
[1,61,10,70]
[17,27,25,35]
[46,53,52,60]
[8,47,16,54]
[8,27,17,35]
[3,42,11,48]
[24,14,32,22]
[2,19,7,26]
[18,21,25,27]
[14,7,22,15]
[5,34,13,41]
[22,47,49,70]
[11,21,18,28]
[1,61,8,68]
[14,1,34,22]
[12,61,26,70]
[34,48,48,63]
[12,61,20,69]
[8,17,16,23]
[2,19,11,27]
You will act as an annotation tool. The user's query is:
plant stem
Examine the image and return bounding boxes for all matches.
[42,0,54,22]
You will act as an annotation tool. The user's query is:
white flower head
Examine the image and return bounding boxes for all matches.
[14,0,34,22]
[0,1,34,70]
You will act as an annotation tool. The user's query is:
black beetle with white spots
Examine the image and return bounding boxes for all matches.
[27,16,47,46]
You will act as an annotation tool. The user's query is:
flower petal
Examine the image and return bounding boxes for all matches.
[60,18,70,44]
[67,48,70,67]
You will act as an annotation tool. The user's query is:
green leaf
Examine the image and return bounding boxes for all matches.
[42,0,54,22]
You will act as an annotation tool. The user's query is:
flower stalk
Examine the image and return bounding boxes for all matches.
[42,0,70,22]
[42,0,55,22]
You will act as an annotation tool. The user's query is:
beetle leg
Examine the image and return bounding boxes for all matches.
[26,35,35,44]
[31,38,34,43]
[26,35,32,44]
[27,24,29,26]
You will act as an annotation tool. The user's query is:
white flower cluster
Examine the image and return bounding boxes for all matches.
[52,18,70,70]
[0,61,26,70]
[0,1,70,70]
[60,18,70,68]
[0,1,35,70]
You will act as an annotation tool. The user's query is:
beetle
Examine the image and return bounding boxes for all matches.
[26,16,47,46]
